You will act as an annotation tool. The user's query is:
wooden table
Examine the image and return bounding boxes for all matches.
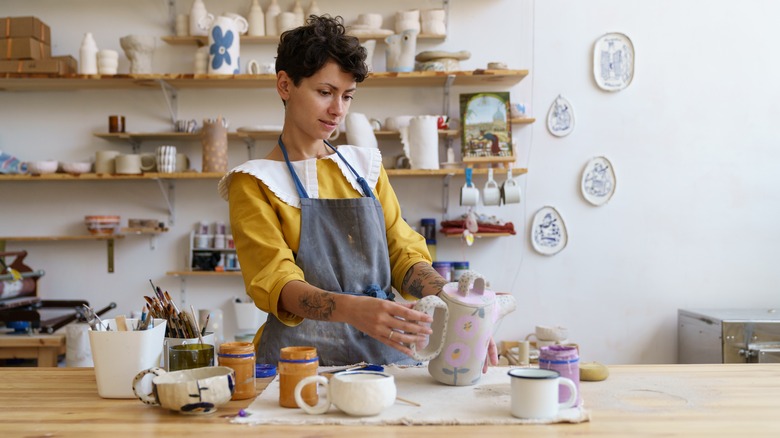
[0,364,778,437]
[0,333,65,367]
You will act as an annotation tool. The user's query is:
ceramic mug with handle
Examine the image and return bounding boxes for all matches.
[294,370,396,417]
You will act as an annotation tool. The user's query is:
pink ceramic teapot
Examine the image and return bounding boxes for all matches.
[410,271,516,386]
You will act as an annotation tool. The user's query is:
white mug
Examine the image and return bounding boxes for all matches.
[502,178,522,204]
[115,154,142,175]
[95,150,120,174]
[483,168,501,206]
[460,182,479,206]
[295,371,396,417]
[508,368,577,419]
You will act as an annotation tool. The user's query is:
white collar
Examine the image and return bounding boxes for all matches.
[218,145,382,208]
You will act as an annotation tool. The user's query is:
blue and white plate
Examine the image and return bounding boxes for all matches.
[530,206,568,256]
[546,94,575,137]
[581,156,616,206]
[593,32,634,91]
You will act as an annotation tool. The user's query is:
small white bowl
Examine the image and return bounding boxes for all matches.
[62,162,93,175]
[25,160,59,175]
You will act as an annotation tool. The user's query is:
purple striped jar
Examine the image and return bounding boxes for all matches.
[539,345,580,407]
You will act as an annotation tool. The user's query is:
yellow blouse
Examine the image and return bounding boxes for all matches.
[225,151,431,328]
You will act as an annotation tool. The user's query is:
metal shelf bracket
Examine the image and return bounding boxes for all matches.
[106,238,115,273]
[155,179,176,225]
[442,173,453,220]
[158,79,179,127]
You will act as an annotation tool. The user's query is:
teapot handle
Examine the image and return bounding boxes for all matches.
[409,295,449,362]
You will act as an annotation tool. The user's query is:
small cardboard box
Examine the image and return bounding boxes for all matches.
[0,16,51,43]
[0,55,77,74]
[0,37,51,60]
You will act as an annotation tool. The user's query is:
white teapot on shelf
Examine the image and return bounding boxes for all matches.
[410,271,517,386]
[199,14,249,75]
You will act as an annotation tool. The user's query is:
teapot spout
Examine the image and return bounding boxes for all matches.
[495,294,517,320]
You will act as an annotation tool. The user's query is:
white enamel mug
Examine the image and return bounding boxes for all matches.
[295,371,396,417]
[460,182,479,206]
[483,168,501,206]
[508,368,577,419]
[501,178,522,204]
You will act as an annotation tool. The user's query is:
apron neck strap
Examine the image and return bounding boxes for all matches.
[278,136,376,200]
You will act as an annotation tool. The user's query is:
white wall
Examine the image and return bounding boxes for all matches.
[1,0,778,364]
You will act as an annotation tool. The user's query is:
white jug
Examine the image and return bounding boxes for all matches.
[385,30,418,73]
[189,0,213,36]
[206,14,249,74]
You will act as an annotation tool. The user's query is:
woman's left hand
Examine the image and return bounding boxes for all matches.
[483,337,499,373]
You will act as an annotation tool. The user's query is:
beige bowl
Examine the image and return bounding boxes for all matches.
[25,160,58,175]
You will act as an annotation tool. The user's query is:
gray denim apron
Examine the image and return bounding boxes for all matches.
[256,137,414,366]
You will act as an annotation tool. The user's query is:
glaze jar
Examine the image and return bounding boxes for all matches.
[218,342,256,400]
[278,346,318,408]
[539,344,580,406]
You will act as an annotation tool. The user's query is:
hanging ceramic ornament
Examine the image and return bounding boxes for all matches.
[530,206,568,256]
[593,32,634,91]
[546,94,574,137]
[581,156,616,206]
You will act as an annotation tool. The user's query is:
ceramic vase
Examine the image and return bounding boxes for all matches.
[79,32,98,74]
[207,15,248,74]
[247,0,265,36]
[120,35,156,74]
[276,12,297,34]
[265,0,281,36]
[395,9,420,33]
[421,9,446,36]
[306,0,321,18]
[385,29,418,73]
[189,0,213,36]
[292,0,304,26]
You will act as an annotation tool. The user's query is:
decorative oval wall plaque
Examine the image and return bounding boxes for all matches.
[546,94,575,137]
[593,32,634,91]
[530,206,568,256]
[580,156,616,206]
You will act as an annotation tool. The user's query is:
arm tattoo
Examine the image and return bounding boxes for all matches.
[403,263,447,298]
[298,291,337,320]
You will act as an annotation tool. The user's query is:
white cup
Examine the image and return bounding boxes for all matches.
[358,13,383,29]
[460,182,479,206]
[483,170,501,206]
[95,150,120,174]
[502,178,522,204]
[295,371,396,417]
[508,368,578,419]
[395,9,421,33]
[115,154,142,174]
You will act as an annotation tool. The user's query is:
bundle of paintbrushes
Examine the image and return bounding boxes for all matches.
[144,280,201,339]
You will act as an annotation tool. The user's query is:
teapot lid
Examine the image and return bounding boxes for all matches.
[440,271,495,306]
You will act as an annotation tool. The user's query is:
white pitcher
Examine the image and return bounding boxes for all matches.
[385,29,418,73]
[205,14,249,74]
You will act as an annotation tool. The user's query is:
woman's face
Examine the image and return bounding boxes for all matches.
[279,60,356,141]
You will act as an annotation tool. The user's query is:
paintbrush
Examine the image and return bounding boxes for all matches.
[190,305,204,345]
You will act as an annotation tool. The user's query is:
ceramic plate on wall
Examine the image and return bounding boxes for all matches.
[593,32,634,91]
[530,206,568,256]
[546,94,575,137]
[581,156,616,206]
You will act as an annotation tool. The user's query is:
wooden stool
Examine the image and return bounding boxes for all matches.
[0,333,66,367]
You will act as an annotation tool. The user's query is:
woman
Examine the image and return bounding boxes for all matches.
[218,15,453,366]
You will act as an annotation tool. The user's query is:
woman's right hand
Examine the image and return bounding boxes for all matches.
[344,295,433,356]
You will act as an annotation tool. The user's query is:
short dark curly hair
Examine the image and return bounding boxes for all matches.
[276,15,368,86]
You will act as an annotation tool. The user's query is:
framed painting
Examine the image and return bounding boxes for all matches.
[459,92,514,165]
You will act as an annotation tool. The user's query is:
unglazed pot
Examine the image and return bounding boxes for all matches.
[411,271,516,386]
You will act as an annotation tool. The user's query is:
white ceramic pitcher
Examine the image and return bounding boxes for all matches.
[201,14,248,74]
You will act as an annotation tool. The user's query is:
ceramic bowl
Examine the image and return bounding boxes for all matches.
[85,215,120,235]
[25,160,58,175]
[61,161,93,175]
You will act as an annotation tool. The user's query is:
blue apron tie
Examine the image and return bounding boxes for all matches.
[277,136,375,199]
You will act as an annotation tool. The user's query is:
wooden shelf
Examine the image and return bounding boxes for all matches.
[510,117,536,124]
[166,270,242,277]
[444,233,514,238]
[0,234,125,242]
[0,172,224,181]
[0,168,525,181]
[0,70,528,91]
[162,33,446,46]
[94,129,460,142]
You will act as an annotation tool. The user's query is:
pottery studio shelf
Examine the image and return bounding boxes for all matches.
[0,69,529,91]
[93,129,461,143]
[0,172,224,181]
[161,33,446,46]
